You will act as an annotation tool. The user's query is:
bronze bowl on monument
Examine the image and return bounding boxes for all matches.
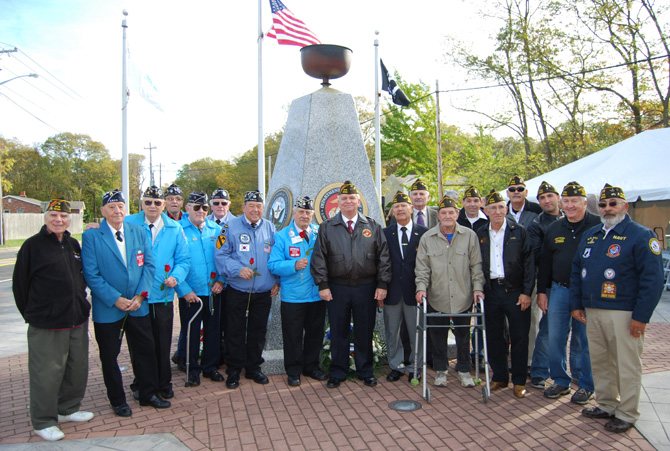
[300,44,352,87]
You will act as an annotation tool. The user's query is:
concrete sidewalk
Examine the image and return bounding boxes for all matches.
[0,284,668,450]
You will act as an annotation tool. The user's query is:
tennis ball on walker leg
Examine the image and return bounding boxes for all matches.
[411,378,419,386]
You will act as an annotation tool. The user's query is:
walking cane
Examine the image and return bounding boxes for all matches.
[185,297,204,387]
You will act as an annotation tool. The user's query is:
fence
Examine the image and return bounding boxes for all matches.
[2,213,84,241]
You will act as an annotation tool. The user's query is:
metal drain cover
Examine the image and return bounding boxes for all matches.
[389,400,422,412]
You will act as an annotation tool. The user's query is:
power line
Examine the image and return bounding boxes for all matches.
[16,48,83,99]
[0,92,60,133]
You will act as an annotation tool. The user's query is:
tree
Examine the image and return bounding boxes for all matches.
[114,153,146,213]
[173,157,231,200]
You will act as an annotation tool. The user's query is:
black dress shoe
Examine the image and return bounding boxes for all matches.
[186,374,200,387]
[203,371,225,382]
[112,403,132,417]
[172,354,186,372]
[327,377,341,388]
[139,394,171,409]
[303,369,328,381]
[160,388,174,399]
[360,376,377,387]
[582,406,614,419]
[386,370,403,382]
[132,390,140,401]
[287,376,301,387]
[226,374,240,389]
[605,417,634,433]
[246,371,269,385]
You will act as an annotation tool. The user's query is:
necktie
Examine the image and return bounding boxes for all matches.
[417,211,425,227]
[216,219,221,225]
[149,224,154,230]
[251,222,257,229]
[401,226,408,258]
[116,230,123,242]
[347,220,354,234]
[149,223,156,243]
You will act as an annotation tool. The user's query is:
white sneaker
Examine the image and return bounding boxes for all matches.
[434,371,448,387]
[34,425,65,441]
[58,411,94,423]
[458,371,475,387]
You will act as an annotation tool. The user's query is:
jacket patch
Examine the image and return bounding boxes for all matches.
[216,235,227,249]
[240,233,251,244]
[607,244,621,258]
[604,268,616,279]
[136,252,144,267]
[601,282,616,299]
[362,229,372,237]
[289,247,300,257]
[555,236,565,244]
[612,235,627,240]
[650,238,661,255]
[583,248,591,259]
[586,236,598,245]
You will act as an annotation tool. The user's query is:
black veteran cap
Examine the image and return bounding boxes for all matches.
[463,186,481,199]
[47,198,71,213]
[392,191,411,204]
[211,188,230,200]
[165,183,182,197]
[562,181,586,197]
[188,191,208,204]
[102,189,125,206]
[340,181,360,195]
[537,181,558,197]
[485,189,505,206]
[600,183,626,200]
[294,196,314,210]
[244,190,263,203]
[508,174,525,187]
[438,195,458,210]
[410,179,428,192]
[143,185,163,199]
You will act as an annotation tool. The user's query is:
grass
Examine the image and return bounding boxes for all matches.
[1,233,82,248]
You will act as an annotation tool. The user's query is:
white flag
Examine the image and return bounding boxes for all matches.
[129,58,164,112]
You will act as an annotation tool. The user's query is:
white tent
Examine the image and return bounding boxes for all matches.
[525,128,670,246]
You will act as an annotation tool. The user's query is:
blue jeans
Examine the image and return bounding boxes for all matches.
[530,311,549,380]
[547,283,593,391]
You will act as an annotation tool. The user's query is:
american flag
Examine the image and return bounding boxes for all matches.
[266,0,321,47]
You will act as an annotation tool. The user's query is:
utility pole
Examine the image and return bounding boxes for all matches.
[145,142,156,186]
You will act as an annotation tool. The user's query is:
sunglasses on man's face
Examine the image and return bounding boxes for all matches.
[192,204,209,212]
[144,200,163,206]
[212,201,229,206]
[598,200,621,209]
[508,187,525,193]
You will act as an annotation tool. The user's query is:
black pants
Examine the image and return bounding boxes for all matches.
[428,304,472,373]
[281,301,326,378]
[327,282,376,380]
[484,284,530,386]
[130,302,174,392]
[94,315,159,406]
[179,294,221,376]
[226,287,272,375]
[218,289,229,365]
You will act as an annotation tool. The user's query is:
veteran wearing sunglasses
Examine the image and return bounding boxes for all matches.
[506,174,542,228]
[125,186,191,400]
[570,184,664,433]
[207,188,235,225]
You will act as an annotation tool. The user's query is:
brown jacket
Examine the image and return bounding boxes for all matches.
[415,223,484,313]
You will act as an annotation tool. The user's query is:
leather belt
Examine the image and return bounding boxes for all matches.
[491,278,505,285]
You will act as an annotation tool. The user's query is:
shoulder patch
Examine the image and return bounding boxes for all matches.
[650,238,661,255]
[216,235,227,249]
[555,236,565,244]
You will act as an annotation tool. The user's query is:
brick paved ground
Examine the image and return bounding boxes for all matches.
[1,321,667,450]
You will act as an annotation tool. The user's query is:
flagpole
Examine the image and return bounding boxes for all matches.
[435,79,443,199]
[121,10,129,204]
[374,31,381,204]
[257,0,266,199]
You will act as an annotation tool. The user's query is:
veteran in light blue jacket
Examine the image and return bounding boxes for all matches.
[268,196,327,387]
[125,185,191,399]
[82,190,169,418]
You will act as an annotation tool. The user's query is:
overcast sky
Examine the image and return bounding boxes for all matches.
[1,0,495,185]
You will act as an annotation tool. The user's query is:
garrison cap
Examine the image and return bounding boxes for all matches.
[485,189,505,206]
[294,196,314,210]
[410,179,428,192]
[508,174,525,187]
[463,186,481,199]
[165,183,182,197]
[211,188,230,200]
[188,192,208,204]
[600,183,626,200]
[47,198,71,213]
[437,196,458,210]
[339,181,360,195]
[244,190,264,203]
[102,189,125,206]
[143,185,163,199]
[562,181,586,197]
[392,191,411,204]
[537,181,558,197]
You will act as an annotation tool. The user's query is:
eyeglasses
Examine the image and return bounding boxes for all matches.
[192,204,209,212]
[508,187,525,193]
[212,201,229,206]
[598,200,621,208]
[144,200,163,206]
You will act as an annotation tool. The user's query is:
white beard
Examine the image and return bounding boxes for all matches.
[601,211,626,229]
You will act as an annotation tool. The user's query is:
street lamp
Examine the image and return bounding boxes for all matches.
[0,73,39,86]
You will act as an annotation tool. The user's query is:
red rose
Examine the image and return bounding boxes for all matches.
[250,258,255,265]
[210,272,217,279]
[299,230,307,239]
[141,291,149,298]
[164,264,171,272]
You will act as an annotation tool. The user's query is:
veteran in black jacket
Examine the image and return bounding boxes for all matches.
[13,199,93,441]
[477,190,534,399]
[382,192,428,382]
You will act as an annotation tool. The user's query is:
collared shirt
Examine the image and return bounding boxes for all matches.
[244,215,261,229]
[413,208,428,224]
[510,203,524,223]
[145,215,164,244]
[342,213,358,230]
[467,210,488,226]
[396,221,413,259]
[489,219,507,279]
[107,222,127,266]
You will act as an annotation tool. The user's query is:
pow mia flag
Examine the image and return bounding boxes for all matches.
[380,59,410,107]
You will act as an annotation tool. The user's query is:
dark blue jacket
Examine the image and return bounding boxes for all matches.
[383,221,428,305]
[569,215,664,323]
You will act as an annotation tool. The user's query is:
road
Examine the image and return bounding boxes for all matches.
[0,248,27,358]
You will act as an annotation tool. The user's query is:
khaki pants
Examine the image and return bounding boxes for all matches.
[28,323,89,430]
[585,308,644,423]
